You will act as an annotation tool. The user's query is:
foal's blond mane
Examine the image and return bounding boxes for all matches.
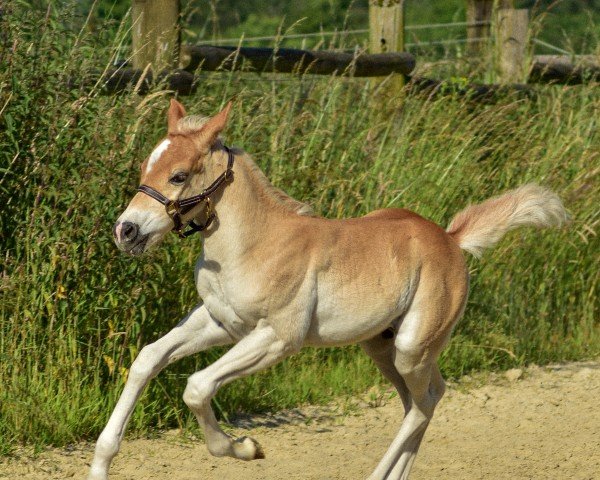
[239,154,315,217]
[178,115,314,217]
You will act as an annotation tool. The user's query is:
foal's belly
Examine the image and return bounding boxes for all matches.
[304,313,398,347]
[304,272,417,347]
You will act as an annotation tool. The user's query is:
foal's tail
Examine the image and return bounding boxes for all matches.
[447,184,568,258]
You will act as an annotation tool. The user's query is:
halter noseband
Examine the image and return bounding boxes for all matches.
[137,146,234,238]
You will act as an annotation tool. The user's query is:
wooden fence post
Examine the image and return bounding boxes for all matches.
[496,8,529,83]
[466,0,513,54]
[369,0,405,92]
[132,0,180,71]
[369,0,405,55]
[466,0,493,54]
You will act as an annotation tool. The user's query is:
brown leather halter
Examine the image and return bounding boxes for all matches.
[137,146,234,238]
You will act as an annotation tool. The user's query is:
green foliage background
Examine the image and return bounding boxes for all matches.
[77,0,600,51]
[0,0,598,453]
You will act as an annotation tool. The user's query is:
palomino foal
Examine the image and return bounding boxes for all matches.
[89,99,567,480]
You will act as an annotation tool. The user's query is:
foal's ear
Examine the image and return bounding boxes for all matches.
[167,99,187,134]
[194,102,232,151]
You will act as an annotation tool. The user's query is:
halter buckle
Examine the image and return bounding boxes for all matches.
[175,198,215,238]
[203,198,213,221]
[165,201,179,216]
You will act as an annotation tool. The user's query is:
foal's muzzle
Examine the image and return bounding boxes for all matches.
[113,220,149,255]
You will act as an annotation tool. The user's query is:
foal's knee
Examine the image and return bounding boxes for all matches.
[182,371,216,410]
[431,378,445,402]
[128,344,162,381]
[429,370,446,404]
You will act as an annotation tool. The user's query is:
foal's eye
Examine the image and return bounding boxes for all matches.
[169,172,188,185]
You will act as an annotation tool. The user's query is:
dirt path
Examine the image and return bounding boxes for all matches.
[2,362,599,480]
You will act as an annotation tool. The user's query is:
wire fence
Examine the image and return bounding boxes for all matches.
[193,20,570,57]
[194,36,489,51]
[194,21,492,46]
[406,37,487,48]
[532,38,572,55]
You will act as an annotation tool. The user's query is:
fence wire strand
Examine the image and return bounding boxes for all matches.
[194,21,492,46]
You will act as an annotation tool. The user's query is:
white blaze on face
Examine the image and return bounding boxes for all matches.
[146,139,171,173]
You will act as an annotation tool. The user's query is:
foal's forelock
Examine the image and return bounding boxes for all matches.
[176,114,211,134]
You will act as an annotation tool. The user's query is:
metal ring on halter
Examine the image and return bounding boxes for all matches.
[165,201,179,217]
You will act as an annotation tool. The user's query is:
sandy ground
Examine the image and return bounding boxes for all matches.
[1,361,599,480]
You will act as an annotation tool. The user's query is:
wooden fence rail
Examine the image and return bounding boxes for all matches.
[79,55,596,97]
[182,46,415,77]
[530,55,600,85]
[71,47,415,96]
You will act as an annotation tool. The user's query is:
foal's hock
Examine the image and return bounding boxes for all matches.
[88,100,568,480]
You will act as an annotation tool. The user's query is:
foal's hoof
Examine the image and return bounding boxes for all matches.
[235,436,265,460]
[250,438,265,459]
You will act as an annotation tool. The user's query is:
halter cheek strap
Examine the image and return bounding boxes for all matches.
[137,146,234,238]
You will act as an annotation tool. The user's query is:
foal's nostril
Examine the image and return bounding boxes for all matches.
[120,221,139,242]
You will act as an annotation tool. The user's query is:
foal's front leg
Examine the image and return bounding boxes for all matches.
[182,323,297,461]
[88,304,234,480]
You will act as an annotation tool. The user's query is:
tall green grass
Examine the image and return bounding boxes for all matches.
[1,2,598,453]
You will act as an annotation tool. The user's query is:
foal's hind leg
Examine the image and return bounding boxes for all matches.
[367,259,466,480]
[183,323,296,461]
[360,334,411,415]
[88,304,234,480]
[367,360,445,480]
[387,364,445,480]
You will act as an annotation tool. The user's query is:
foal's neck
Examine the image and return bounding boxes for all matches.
[199,148,299,265]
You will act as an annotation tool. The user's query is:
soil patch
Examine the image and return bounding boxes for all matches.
[2,361,599,479]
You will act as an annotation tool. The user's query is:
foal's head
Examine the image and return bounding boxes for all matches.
[114,99,231,255]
